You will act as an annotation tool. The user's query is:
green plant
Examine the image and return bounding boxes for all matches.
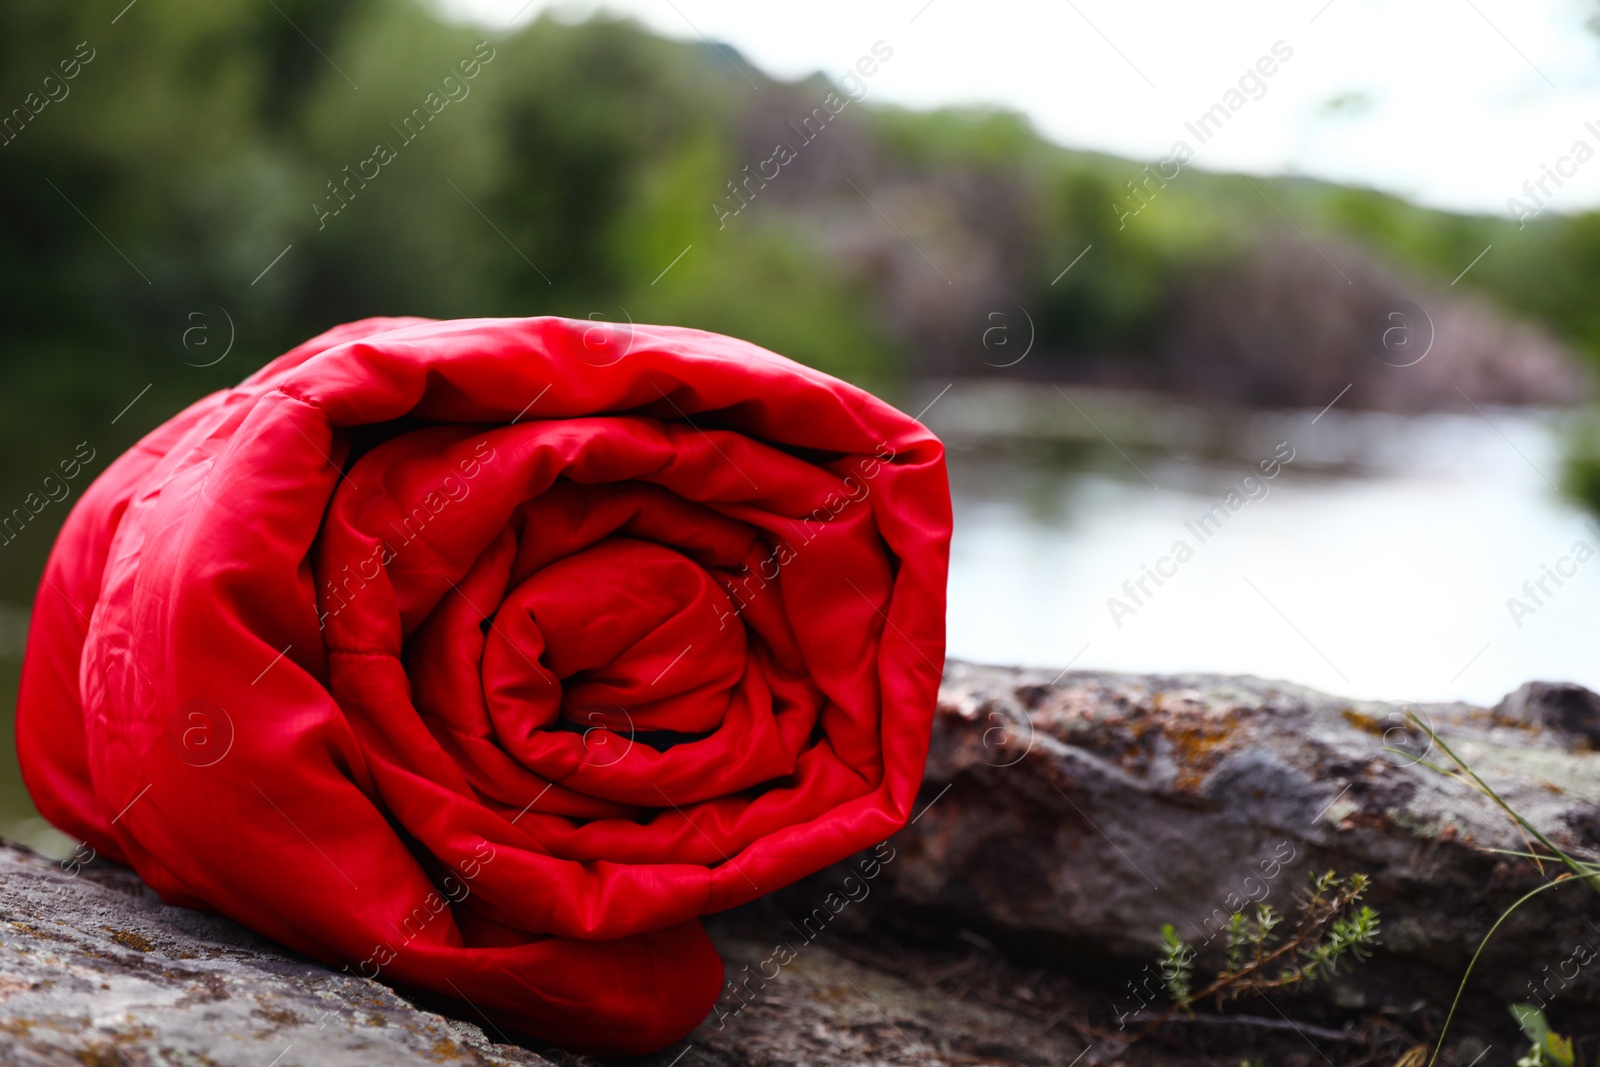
[1560,415,1600,519]
[1135,868,1380,1041]
[1513,1004,1577,1067]
[1403,713,1600,895]
[1158,923,1195,1006]
[1399,714,1600,1067]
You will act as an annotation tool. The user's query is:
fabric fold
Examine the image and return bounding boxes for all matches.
[16,315,951,1053]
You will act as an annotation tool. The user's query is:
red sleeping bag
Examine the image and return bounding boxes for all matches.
[15,316,951,1053]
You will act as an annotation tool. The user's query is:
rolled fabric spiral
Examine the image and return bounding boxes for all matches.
[16,316,951,1052]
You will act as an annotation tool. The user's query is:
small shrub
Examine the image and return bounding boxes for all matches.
[1136,868,1380,1041]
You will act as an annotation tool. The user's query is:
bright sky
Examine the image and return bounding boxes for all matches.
[439,0,1600,219]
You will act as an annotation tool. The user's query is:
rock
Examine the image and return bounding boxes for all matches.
[0,841,555,1067]
[1160,235,1590,411]
[7,662,1598,1063]
[679,934,1095,1067]
[1496,680,1600,746]
[0,838,1156,1067]
[880,662,1600,1042]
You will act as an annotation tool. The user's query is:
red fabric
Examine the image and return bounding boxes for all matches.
[15,316,950,1053]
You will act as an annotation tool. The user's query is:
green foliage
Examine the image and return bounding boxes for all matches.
[1512,1004,1577,1067]
[1158,923,1194,1006]
[1560,415,1600,517]
[1407,713,1600,1067]
[1144,868,1380,1037]
[7,0,1600,402]
[868,104,1046,170]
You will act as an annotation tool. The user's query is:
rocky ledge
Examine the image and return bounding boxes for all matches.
[2,663,1596,1066]
[893,664,1600,1022]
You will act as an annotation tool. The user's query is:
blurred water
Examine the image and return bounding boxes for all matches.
[943,401,1597,705]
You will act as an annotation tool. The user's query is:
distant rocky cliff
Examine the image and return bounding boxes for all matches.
[1160,236,1588,410]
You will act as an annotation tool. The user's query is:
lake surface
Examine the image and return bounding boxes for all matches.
[940,391,1598,706]
[1,389,1595,849]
